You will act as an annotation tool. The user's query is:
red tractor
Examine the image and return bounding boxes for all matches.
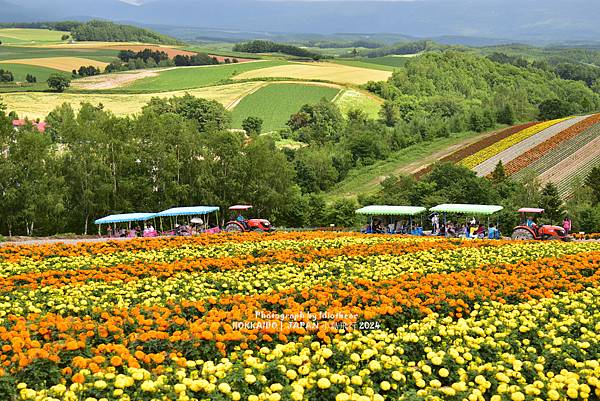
[511,208,571,241]
[224,205,274,233]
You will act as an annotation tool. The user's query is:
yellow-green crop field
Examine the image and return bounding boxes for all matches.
[1,82,265,119]
[233,62,392,85]
[0,57,109,72]
[0,28,66,45]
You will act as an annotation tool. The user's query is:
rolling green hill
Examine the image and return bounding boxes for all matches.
[0,62,63,82]
[0,28,65,44]
[231,83,340,132]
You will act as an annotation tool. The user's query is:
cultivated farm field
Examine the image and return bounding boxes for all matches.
[0,28,394,131]
[0,62,65,82]
[401,113,600,198]
[0,57,109,72]
[231,83,341,132]
[111,60,285,92]
[233,62,393,85]
[0,28,65,45]
[1,82,266,119]
[0,46,118,63]
[1,233,599,400]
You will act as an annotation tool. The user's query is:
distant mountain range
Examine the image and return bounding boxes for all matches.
[2,0,600,46]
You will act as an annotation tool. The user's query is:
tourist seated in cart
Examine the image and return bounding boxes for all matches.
[143,225,158,237]
[355,206,427,236]
[488,223,500,239]
[394,220,404,234]
[457,224,467,237]
[475,224,485,239]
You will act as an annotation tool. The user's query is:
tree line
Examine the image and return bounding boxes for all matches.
[0,21,81,31]
[0,20,181,45]
[305,39,384,49]
[70,20,181,45]
[105,49,226,73]
[233,40,326,60]
[1,94,599,236]
[0,96,298,236]
[0,69,14,83]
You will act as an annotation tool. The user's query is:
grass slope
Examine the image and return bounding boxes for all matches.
[334,57,408,70]
[0,62,64,82]
[231,83,340,132]
[325,130,497,200]
[334,89,382,118]
[0,29,65,44]
[120,60,286,92]
[0,46,118,63]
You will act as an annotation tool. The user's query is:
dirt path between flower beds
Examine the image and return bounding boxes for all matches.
[538,135,600,186]
[473,115,590,177]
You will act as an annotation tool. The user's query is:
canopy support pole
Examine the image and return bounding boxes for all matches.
[443,212,447,237]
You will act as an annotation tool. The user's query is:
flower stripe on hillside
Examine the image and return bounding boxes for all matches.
[504,113,600,175]
[460,117,569,169]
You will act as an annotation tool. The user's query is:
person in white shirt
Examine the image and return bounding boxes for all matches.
[431,214,439,234]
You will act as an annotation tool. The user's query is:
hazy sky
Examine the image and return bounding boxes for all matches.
[117,0,431,3]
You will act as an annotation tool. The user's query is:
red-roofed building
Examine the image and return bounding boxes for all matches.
[12,119,47,133]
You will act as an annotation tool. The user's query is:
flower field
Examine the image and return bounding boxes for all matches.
[511,121,600,182]
[460,118,568,169]
[414,122,537,179]
[504,114,600,176]
[1,232,599,401]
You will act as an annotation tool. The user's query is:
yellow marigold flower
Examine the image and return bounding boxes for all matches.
[317,378,331,389]
[511,391,525,401]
